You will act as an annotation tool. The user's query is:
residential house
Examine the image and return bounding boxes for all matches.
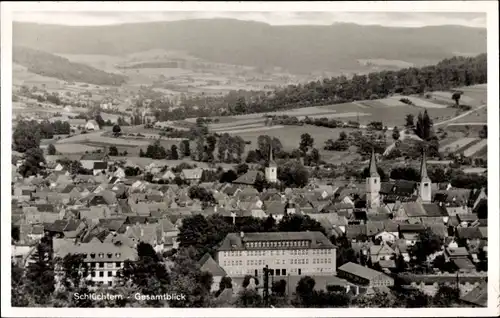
[180,168,203,184]
[80,153,109,170]
[93,162,108,176]
[369,243,395,263]
[54,238,137,288]
[198,253,228,292]
[85,120,100,131]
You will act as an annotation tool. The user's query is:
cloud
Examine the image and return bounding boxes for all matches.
[13,11,486,28]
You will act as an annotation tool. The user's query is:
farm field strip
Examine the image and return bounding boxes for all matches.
[390,96,448,109]
[439,137,478,152]
[296,112,370,120]
[216,125,285,134]
[463,139,487,157]
[53,143,101,154]
[208,118,268,129]
[210,123,266,132]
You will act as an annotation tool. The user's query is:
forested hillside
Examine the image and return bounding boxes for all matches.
[13,46,128,86]
[151,54,487,120]
[13,20,486,73]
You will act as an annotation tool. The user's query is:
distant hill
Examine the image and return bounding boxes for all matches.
[13,19,486,74]
[13,46,128,86]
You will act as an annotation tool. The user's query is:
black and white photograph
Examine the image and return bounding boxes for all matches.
[1,1,498,316]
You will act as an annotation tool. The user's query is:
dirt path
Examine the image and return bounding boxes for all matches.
[434,104,486,127]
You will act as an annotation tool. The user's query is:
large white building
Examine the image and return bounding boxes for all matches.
[216,231,336,278]
[54,238,137,288]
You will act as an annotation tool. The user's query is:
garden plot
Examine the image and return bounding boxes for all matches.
[371,98,407,108]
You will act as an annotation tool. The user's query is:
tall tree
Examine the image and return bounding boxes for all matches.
[299,133,314,154]
[47,143,57,155]
[171,144,179,160]
[13,120,41,152]
[180,139,191,158]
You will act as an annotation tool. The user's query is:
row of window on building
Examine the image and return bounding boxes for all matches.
[223,257,333,267]
[86,262,123,268]
[245,240,310,249]
[222,249,332,258]
[89,270,117,278]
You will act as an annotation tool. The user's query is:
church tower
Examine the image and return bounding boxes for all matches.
[419,150,432,203]
[366,149,381,209]
[265,143,277,183]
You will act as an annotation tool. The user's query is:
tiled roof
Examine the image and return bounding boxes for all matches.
[456,227,482,240]
[198,253,227,277]
[233,170,263,185]
[218,231,334,251]
[422,203,448,217]
[402,202,427,217]
[460,281,488,307]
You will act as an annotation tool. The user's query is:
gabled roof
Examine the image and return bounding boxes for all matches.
[198,253,227,277]
[93,162,108,170]
[422,203,448,217]
[460,281,488,307]
[338,262,389,281]
[233,170,263,185]
[456,227,482,240]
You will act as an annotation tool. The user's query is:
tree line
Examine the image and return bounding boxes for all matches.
[152,54,486,120]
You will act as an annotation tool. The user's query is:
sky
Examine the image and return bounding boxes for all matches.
[12,11,487,28]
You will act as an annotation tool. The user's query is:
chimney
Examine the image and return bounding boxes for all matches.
[240,231,244,239]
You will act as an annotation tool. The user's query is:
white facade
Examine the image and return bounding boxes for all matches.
[217,232,336,278]
[265,165,277,183]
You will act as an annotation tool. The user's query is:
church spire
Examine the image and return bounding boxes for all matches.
[268,142,276,167]
[420,149,429,180]
[369,148,379,177]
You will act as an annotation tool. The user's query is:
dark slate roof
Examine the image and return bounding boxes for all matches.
[399,223,426,232]
[218,231,334,251]
[93,161,108,170]
[126,216,149,225]
[346,224,367,239]
[422,203,448,217]
[99,218,127,232]
[393,180,417,196]
[46,220,68,233]
[380,182,396,194]
[233,170,263,185]
[456,227,482,240]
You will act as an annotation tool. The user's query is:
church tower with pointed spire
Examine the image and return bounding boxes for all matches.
[265,143,277,183]
[419,150,432,203]
[366,149,381,209]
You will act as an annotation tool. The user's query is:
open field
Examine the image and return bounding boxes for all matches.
[439,138,478,153]
[447,106,487,124]
[53,143,101,154]
[463,139,487,157]
[232,125,359,151]
[389,95,448,109]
